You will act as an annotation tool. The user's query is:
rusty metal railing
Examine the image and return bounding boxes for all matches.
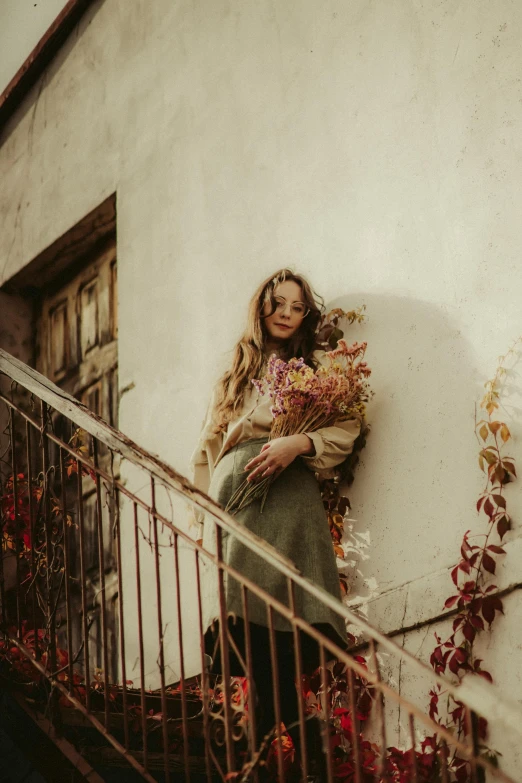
[0,347,520,783]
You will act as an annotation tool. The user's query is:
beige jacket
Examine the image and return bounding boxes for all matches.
[190,351,361,499]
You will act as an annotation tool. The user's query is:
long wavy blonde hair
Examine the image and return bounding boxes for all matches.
[211,269,324,434]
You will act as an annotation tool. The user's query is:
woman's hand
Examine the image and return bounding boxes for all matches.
[244,434,315,483]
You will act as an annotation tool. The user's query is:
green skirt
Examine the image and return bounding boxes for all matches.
[201,438,347,662]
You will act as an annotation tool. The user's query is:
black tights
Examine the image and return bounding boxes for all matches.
[239,623,327,777]
[206,618,331,775]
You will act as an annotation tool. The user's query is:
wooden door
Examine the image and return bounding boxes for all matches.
[36,239,118,426]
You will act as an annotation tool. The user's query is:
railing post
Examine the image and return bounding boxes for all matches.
[319,644,334,783]
[92,439,111,730]
[133,501,149,771]
[408,713,419,783]
[347,667,362,783]
[60,448,74,692]
[9,407,22,640]
[466,707,482,783]
[26,421,39,661]
[151,476,171,783]
[0,472,6,630]
[438,739,450,783]
[267,605,285,783]
[40,401,61,735]
[173,532,190,782]
[114,486,130,750]
[195,547,213,783]
[241,584,259,783]
[41,402,57,676]
[370,639,388,783]
[76,458,91,713]
[216,523,235,776]
[288,578,308,781]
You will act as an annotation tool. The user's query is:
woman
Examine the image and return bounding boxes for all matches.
[191,269,361,779]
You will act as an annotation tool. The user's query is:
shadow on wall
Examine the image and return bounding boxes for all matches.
[324,293,487,604]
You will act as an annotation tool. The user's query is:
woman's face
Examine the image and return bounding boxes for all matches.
[262,280,308,343]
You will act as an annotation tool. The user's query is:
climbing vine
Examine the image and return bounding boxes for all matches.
[426,340,520,779]
[312,314,519,782]
[316,305,371,596]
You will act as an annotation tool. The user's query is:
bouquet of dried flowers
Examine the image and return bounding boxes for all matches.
[225,340,372,513]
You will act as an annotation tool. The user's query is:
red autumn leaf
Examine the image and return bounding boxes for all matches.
[421,735,437,753]
[481,603,494,626]
[495,463,508,484]
[491,493,506,509]
[469,615,484,631]
[469,596,483,613]
[476,496,485,512]
[483,498,494,518]
[448,655,461,675]
[462,623,476,643]
[503,459,516,477]
[448,647,468,674]
[488,595,504,614]
[455,762,470,783]
[444,595,459,609]
[481,595,503,625]
[482,552,496,574]
[450,705,464,722]
[451,566,459,586]
[487,544,506,554]
[497,515,511,540]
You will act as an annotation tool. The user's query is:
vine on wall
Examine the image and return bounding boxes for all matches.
[311,316,519,781]
[426,340,520,779]
[316,305,371,597]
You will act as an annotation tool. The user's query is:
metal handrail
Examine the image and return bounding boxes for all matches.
[0,349,517,724]
[1,346,520,783]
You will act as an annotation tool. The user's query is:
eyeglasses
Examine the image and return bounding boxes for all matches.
[272,296,310,318]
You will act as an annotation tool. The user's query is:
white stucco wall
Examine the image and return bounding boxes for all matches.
[1,0,522,767]
[0,0,69,94]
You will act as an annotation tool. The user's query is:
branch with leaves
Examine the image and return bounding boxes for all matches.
[427,340,520,780]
